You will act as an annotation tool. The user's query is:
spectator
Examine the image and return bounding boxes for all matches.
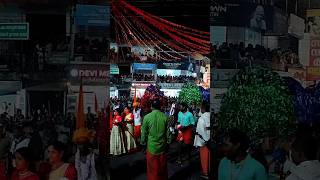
[0,123,10,179]
[285,135,320,180]
[218,129,268,180]
[75,143,98,180]
[194,103,211,179]
[11,147,39,180]
[47,141,77,180]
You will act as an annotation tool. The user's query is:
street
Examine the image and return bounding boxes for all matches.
[109,142,202,180]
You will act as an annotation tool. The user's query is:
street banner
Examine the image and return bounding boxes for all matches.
[209,2,274,32]
[67,63,109,84]
[132,63,156,71]
[75,4,110,27]
[309,37,320,66]
[0,23,29,40]
[306,9,320,36]
[307,66,320,81]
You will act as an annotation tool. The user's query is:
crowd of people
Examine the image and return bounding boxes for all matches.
[0,104,107,180]
[74,36,108,62]
[211,42,301,70]
[157,75,196,83]
[109,47,159,63]
[109,93,320,180]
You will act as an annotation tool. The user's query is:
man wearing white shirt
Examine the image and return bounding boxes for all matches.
[286,135,320,180]
[194,103,211,179]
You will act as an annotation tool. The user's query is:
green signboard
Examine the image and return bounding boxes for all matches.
[0,23,29,40]
[110,64,119,75]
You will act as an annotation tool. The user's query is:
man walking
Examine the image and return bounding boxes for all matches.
[194,103,211,179]
[141,99,170,180]
[177,103,196,164]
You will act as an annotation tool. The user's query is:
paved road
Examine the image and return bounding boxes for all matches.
[109,142,203,180]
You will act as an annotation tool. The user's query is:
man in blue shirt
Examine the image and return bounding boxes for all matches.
[218,129,268,180]
[177,103,196,164]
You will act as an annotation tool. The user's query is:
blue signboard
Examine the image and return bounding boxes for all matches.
[75,5,110,27]
[132,63,156,71]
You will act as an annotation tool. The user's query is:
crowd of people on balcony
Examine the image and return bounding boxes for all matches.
[211,42,301,70]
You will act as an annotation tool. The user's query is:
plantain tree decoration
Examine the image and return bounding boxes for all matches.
[178,82,202,105]
[220,67,296,141]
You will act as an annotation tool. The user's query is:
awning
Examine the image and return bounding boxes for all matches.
[0,81,21,95]
[26,82,66,91]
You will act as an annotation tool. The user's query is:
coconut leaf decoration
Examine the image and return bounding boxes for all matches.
[219,67,296,141]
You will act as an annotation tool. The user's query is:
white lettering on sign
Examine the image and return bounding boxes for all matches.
[311,49,320,56]
[71,69,108,79]
[159,83,183,89]
[210,5,227,17]
[313,58,320,66]
[99,70,107,77]
[311,40,320,48]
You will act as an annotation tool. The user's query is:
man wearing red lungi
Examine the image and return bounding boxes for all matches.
[177,103,196,164]
[141,99,170,180]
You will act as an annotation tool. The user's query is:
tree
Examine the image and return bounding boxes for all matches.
[178,82,202,105]
[220,67,296,141]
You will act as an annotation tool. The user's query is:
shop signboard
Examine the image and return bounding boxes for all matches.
[157,61,190,70]
[110,64,119,75]
[47,52,69,64]
[307,66,320,81]
[306,9,320,37]
[158,83,184,89]
[209,2,274,32]
[0,23,29,40]
[132,63,156,71]
[157,69,181,76]
[132,83,155,88]
[67,63,109,84]
[75,5,110,27]
[0,81,21,95]
[309,37,320,66]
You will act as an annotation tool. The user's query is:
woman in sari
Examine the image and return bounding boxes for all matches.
[47,141,76,180]
[124,106,137,153]
[110,108,126,156]
[11,147,39,180]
